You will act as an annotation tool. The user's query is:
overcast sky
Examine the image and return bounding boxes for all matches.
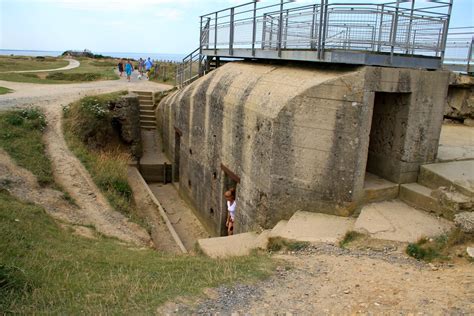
[0,0,472,54]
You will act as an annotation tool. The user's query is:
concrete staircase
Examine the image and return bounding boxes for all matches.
[132,91,156,129]
[400,160,473,220]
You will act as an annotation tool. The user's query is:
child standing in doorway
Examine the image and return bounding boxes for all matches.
[225,188,236,236]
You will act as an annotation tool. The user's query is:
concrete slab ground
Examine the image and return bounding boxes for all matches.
[275,211,356,243]
[197,232,264,258]
[437,124,474,162]
[354,200,453,243]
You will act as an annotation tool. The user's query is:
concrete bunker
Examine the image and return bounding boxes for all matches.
[157,62,450,236]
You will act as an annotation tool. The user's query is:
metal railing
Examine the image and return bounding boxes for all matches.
[443,26,474,73]
[177,0,455,88]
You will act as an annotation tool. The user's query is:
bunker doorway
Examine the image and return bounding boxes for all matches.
[174,129,182,182]
[220,164,240,236]
[365,92,410,184]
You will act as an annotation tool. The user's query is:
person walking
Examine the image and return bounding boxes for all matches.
[117,59,124,77]
[125,59,134,82]
[144,57,153,80]
[224,188,236,236]
[138,57,145,79]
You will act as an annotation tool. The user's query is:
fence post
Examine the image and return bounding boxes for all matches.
[377,4,384,52]
[405,0,415,54]
[252,1,257,56]
[262,13,267,49]
[277,0,284,57]
[439,0,453,65]
[284,9,289,49]
[321,0,329,59]
[467,38,473,73]
[317,0,325,59]
[390,0,400,65]
[310,4,317,49]
[229,7,235,56]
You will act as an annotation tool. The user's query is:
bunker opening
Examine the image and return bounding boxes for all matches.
[365,92,411,184]
[220,164,240,236]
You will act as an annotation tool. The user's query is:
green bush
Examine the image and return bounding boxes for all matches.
[46,72,101,81]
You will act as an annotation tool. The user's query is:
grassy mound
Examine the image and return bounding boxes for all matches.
[63,92,136,217]
[0,190,274,313]
[0,108,53,186]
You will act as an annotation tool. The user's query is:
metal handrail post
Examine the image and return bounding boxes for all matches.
[310,4,317,49]
[390,0,400,65]
[214,12,218,55]
[377,4,384,52]
[270,17,274,49]
[411,29,417,55]
[229,7,235,56]
[284,9,289,49]
[439,0,453,64]
[317,0,325,59]
[252,1,257,56]
[278,1,284,57]
[405,0,415,54]
[467,38,473,73]
[199,16,203,76]
[262,13,267,49]
[321,0,329,59]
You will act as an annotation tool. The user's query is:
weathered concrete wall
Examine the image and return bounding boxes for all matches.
[157,62,450,235]
[112,94,142,158]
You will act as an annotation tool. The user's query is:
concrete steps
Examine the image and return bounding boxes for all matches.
[363,172,399,204]
[132,91,156,129]
[399,160,473,220]
[418,161,474,197]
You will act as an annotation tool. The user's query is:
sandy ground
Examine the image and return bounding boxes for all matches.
[0,75,172,246]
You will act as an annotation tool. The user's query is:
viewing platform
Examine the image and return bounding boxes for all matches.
[177,0,473,87]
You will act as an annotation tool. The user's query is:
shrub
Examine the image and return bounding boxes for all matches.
[339,231,364,248]
[46,72,101,81]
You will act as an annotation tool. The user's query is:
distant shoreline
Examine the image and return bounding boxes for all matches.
[0,49,185,62]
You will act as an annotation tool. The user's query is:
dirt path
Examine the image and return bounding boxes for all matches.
[0,78,172,246]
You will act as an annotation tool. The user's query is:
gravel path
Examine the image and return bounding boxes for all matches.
[164,243,474,315]
[0,58,80,73]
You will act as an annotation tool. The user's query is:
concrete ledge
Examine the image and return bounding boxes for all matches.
[130,167,187,253]
[197,232,266,258]
[275,211,356,244]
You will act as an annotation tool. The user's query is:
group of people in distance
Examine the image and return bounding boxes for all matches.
[117,57,155,82]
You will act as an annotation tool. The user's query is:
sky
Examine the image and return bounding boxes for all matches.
[0,0,472,55]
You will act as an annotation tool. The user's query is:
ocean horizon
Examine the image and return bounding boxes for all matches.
[0,49,186,62]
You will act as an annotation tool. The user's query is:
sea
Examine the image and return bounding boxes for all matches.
[0,49,185,62]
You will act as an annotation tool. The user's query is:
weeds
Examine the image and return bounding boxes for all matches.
[339,231,364,248]
[406,229,473,262]
[267,237,309,252]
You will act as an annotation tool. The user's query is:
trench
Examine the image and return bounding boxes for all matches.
[137,129,210,253]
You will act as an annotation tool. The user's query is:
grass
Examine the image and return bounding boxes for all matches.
[62,92,140,220]
[0,190,274,314]
[406,229,473,262]
[0,57,119,84]
[0,55,68,72]
[0,108,53,186]
[149,61,178,86]
[339,231,364,248]
[267,237,309,252]
[0,87,13,95]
